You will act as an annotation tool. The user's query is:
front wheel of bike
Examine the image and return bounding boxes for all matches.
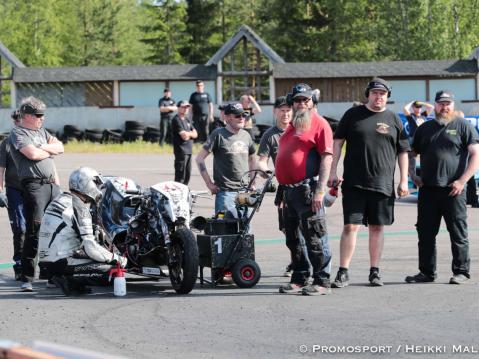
[169,227,199,294]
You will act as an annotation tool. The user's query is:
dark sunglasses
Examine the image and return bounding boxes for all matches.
[234,114,247,119]
[293,97,311,103]
[34,114,45,118]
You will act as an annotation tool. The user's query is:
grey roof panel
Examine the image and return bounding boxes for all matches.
[0,41,25,68]
[13,64,217,83]
[274,60,477,78]
[206,25,285,66]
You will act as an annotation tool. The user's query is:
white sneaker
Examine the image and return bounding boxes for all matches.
[20,282,33,292]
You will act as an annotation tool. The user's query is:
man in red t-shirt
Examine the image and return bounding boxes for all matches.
[276,83,333,296]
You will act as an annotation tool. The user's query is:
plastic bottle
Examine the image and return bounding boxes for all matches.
[323,186,339,207]
[109,262,127,296]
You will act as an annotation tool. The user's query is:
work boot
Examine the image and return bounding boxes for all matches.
[301,284,331,296]
[405,272,435,283]
[278,283,305,294]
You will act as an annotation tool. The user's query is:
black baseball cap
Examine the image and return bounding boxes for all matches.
[274,96,289,108]
[224,103,245,115]
[292,83,313,99]
[164,88,170,92]
[435,90,455,103]
[412,101,422,107]
[196,80,203,85]
[367,78,391,92]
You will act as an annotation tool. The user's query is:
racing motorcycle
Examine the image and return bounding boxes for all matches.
[98,177,199,294]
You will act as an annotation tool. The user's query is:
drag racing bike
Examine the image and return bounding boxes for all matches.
[98,177,199,294]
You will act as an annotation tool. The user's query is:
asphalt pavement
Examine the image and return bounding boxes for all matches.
[0,153,478,359]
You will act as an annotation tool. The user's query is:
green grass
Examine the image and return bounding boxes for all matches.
[64,140,205,154]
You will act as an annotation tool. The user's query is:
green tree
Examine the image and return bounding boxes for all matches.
[139,0,189,64]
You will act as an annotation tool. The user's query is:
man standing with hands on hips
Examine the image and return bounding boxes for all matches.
[329,78,409,288]
[406,90,479,284]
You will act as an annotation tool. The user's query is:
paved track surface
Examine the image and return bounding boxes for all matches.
[1,153,478,358]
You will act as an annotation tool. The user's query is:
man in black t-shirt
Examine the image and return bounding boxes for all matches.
[405,90,479,285]
[171,100,197,185]
[328,78,410,288]
[189,80,213,143]
[158,88,177,146]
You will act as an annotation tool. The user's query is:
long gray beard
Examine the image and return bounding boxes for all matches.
[292,110,311,131]
[435,111,455,125]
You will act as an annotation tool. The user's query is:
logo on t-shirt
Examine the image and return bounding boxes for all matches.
[229,141,249,154]
[446,129,457,136]
[376,123,390,134]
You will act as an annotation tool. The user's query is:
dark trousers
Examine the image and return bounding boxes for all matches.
[6,187,26,263]
[159,117,172,146]
[417,187,470,277]
[466,177,478,205]
[283,184,328,286]
[21,181,60,282]
[193,114,209,142]
[174,154,192,185]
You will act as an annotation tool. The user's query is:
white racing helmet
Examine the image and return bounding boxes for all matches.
[69,167,104,202]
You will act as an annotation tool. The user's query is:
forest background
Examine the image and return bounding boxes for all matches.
[2,0,479,68]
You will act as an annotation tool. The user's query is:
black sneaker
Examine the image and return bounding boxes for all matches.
[405,272,435,283]
[301,284,332,296]
[449,274,469,284]
[331,271,349,288]
[369,271,383,286]
[51,276,72,296]
[13,264,22,281]
[279,283,305,294]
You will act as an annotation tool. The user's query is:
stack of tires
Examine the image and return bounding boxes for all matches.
[123,121,145,142]
[62,125,84,142]
[143,126,161,143]
[102,129,123,143]
[84,128,104,143]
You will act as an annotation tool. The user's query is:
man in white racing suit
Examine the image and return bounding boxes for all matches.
[39,167,127,295]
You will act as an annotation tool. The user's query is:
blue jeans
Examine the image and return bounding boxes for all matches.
[6,187,26,263]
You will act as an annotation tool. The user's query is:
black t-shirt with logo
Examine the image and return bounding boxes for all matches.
[412,118,479,187]
[158,96,176,120]
[171,114,194,156]
[335,105,410,196]
[189,91,211,117]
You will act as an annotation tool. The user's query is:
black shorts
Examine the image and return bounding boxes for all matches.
[342,187,395,226]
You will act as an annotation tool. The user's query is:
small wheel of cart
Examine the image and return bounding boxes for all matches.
[232,258,261,288]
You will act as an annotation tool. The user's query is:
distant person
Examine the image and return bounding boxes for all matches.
[9,97,64,292]
[328,78,410,288]
[210,104,227,132]
[189,80,213,142]
[403,100,433,140]
[171,100,197,185]
[406,90,479,285]
[195,103,256,215]
[0,110,26,281]
[158,88,177,146]
[240,94,262,140]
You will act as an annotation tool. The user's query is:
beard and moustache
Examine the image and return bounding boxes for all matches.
[435,109,457,125]
[292,109,311,131]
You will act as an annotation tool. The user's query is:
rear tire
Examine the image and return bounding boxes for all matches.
[169,227,199,294]
[232,259,261,288]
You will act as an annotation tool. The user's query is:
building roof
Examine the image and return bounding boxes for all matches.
[0,41,25,68]
[206,25,285,66]
[274,60,478,79]
[13,64,217,83]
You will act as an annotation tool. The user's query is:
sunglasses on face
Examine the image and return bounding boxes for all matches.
[293,97,311,103]
[234,114,247,119]
[34,114,45,118]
